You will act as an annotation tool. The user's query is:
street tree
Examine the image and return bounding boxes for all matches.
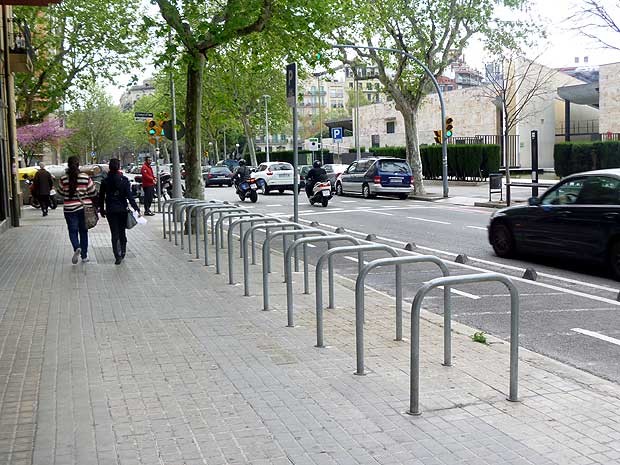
[64,84,131,163]
[17,119,75,166]
[337,0,535,194]
[482,52,558,187]
[149,0,346,199]
[13,0,145,125]
[202,42,289,167]
[570,0,620,51]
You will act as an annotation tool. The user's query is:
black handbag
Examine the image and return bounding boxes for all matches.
[126,210,138,229]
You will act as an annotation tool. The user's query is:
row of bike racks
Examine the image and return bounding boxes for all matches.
[162,198,521,416]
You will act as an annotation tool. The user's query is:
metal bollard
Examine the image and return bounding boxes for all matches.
[409,273,519,416]
[354,255,451,376]
[314,244,399,348]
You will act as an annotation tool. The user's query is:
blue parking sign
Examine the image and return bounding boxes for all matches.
[331,127,343,141]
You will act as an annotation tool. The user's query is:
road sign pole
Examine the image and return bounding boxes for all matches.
[155,144,161,213]
[287,63,299,223]
[531,130,539,197]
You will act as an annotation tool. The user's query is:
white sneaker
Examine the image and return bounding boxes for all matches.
[72,248,80,265]
[82,257,90,263]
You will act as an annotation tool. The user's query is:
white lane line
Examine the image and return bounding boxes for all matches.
[438,286,481,300]
[340,200,357,203]
[295,218,620,308]
[266,204,283,207]
[407,217,451,225]
[344,256,369,264]
[298,209,347,216]
[307,244,317,248]
[466,226,487,231]
[453,307,618,316]
[571,328,620,346]
[371,211,393,216]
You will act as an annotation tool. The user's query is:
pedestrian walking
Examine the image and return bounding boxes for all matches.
[59,156,97,264]
[141,156,156,216]
[98,158,141,265]
[32,162,54,216]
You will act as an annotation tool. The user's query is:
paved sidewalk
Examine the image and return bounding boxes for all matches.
[1,207,620,465]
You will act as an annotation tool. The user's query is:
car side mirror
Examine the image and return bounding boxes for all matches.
[528,197,540,206]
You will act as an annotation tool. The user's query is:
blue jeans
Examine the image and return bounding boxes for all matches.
[64,210,88,258]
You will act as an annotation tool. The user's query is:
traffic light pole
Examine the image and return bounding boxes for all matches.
[155,145,162,213]
[333,44,449,198]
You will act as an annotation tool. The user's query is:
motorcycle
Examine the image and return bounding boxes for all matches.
[308,180,332,207]
[236,177,265,203]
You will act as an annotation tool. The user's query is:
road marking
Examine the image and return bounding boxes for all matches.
[340,200,357,203]
[307,244,317,248]
[371,211,393,216]
[343,256,368,265]
[453,307,618,316]
[266,204,283,207]
[571,328,620,346]
[407,217,451,225]
[466,226,487,231]
[298,209,347,216]
[295,218,620,308]
[438,286,481,300]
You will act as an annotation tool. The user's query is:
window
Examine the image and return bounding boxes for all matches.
[367,93,372,101]
[349,83,354,88]
[576,176,620,205]
[386,121,395,134]
[541,178,585,205]
[371,135,380,147]
[258,164,267,171]
[378,160,410,174]
[324,165,334,173]
[271,163,293,171]
[366,83,372,90]
[346,162,357,173]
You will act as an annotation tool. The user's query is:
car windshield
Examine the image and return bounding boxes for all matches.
[379,160,410,174]
[271,163,292,171]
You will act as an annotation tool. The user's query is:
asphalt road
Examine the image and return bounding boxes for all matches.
[203,185,620,384]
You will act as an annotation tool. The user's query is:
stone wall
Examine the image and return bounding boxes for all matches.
[599,62,620,134]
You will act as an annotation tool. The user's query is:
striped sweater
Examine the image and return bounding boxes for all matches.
[59,173,97,212]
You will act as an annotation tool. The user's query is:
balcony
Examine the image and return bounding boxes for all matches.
[9,21,34,73]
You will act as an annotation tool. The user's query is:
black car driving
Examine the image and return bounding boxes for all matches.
[203,166,233,187]
[488,169,620,279]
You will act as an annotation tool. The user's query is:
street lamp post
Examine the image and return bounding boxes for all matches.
[262,95,270,163]
[235,143,240,159]
[208,141,213,165]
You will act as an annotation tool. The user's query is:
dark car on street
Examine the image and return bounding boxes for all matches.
[488,169,620,279]
[299,165,311,189]
[335,157,413,199]
[203,166,233,187]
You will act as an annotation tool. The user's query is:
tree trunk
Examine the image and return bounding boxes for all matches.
[184,51,205,199]
[241,116,257,166]
[400,106,425,195]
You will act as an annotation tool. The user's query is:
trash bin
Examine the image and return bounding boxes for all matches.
[489,173,502,201]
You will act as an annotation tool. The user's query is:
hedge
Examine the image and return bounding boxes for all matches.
[369,144,500,181]
[554,141,620,177]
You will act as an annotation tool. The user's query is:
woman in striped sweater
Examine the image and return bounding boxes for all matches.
[59,156,97,264]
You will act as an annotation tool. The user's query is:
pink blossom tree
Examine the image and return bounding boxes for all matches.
[17,119,75,166]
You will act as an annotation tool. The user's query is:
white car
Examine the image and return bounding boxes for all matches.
[253,161,300,194]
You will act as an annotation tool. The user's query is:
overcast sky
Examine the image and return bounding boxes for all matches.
[106,0,620,104]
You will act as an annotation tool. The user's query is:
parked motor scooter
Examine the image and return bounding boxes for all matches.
[308,180,332,207]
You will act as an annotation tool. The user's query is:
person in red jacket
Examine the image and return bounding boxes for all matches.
[141,156,156,216]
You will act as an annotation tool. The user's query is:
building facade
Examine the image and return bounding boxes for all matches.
[119,79,156,111]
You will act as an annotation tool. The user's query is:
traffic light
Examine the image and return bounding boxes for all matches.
[433,130,442,144]
[146,119,164,137]
[445,117,454,138]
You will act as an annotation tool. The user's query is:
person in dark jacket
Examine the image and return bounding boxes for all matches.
[98,158,141,265]
[32,162,54,216]
[232,159,251,185]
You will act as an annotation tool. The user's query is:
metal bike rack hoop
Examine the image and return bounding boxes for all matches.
[215,212,264,274]
[409,272,520,416]
[186,201,224,254]
[261,227,326,312]
[192,204,236,259]
[202,207,247,266]
[314,244,399,348]
[222,213,267,279]
[284,235,361,328]
[242,221,300,297]
[354,255,451,376]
